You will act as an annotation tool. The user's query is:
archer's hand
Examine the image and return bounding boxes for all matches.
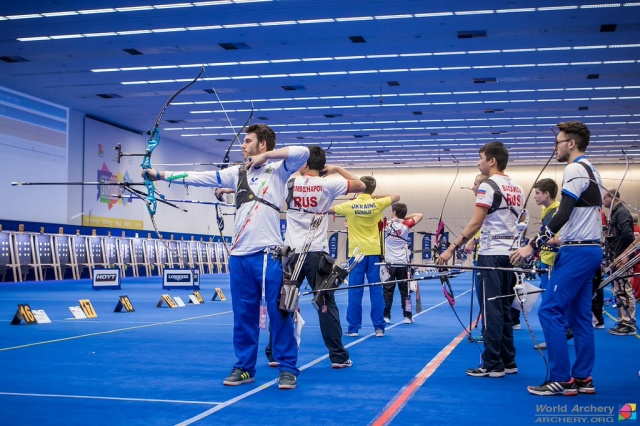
[463,240,475,254]
[437,248,453,265]
[510,245,534,266]
[245,153,268,168]
[142,168,161,181]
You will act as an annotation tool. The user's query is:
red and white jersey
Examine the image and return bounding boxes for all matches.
[284,174,349,252]
[384,217,416,264]
[476,173,523,256]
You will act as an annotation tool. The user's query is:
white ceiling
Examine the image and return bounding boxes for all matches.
[1,0,640,169]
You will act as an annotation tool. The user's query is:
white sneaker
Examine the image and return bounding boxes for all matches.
[332,359,353,369]
[513,324,521,330]
[383,317,391,324]
[375,329,385,337]
[403,317,414,324]
[345,332,358,337]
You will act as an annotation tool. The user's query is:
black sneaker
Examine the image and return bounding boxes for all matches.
[527,379,578,396]
[608,325,636,336]
[278,371,297,389]
[223,368,254,386]
[574,376,596,394]
[504,362,518,374]
[466,367,505,378]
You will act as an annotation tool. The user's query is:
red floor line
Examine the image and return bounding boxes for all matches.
[371,323,477,426]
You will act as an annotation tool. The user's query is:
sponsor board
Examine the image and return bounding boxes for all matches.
[92,268,121,290]
[162,268,200,289]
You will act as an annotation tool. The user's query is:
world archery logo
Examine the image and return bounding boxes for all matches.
[97,163,133,209]
[619,403,637,421]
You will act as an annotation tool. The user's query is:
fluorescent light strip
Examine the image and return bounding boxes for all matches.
[14,3,640,40]
[5,0,271,21]
[121,59,640,84]
[91,43,640,72]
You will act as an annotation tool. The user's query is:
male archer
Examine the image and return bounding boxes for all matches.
[511,121,603,396]
[438,141,523,378]
[147,123,309,390]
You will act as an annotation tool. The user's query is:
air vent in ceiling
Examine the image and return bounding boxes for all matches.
[474,77,497,84]
[484,108,504,113]
[354,134,369,138]
[430,132,438,136]
[216,138,228,142]
[578,106,589,111]
[349,36,366,43]
[257,116,269,120]
[587,74,600,80]
[412,111,423,115]
[282,85,306,91]
[166,119,183,124]
[123,48,143,55]
[296,136,304,139]
[203,88,216,94]
[96,93,122,99]
[600,24,617,32]
[0,56,29,63]
[387,81,400,87]
[457,30,487,39]
[324,114,343,118]
[219,42,250,50]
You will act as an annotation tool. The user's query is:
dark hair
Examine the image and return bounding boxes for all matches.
[557,121,591,151]
[245,123,276,151]
[479,141,509,171]
[360,176,376,194]
[306,145,326,171]
[605,188,621,200]
[533,178,558,199]
[392,203,407,219]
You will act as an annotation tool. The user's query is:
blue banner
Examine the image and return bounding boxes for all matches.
[329,232,339,259]
[421,233,431,260]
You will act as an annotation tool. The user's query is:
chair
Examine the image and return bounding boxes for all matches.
[102,236,120,269]
[131,238,149,276]
[199,241,212,274]
[53,234,76,279]
[116,238,134,277]
[0,231,18,282]
[71,236,92,278]
[13,232,38,281]
[143,239,162,276]
[217,242,229,273]
[33,233,60,281]
[87,236,109,271]
[208,242,219,273]
[188,241,202,274]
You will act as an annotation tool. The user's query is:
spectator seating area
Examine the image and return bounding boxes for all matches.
[0,230,229,282]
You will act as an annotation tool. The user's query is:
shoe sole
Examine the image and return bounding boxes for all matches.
[467,371,505,378]
[577,388,596,394]
[608,331,637,336]
[278,383,297,389]
[527,387,578,396]
[223,377,254,386]
[268,362,279,367]
[505,368,518,374]
[332,363,353,369]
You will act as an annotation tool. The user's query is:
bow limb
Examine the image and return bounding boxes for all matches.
[141,65,205,216]
[434,155,459,262]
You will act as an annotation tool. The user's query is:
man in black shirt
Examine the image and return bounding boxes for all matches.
[603,189,637,335]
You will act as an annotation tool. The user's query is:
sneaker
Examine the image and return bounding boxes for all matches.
[574,376,596,394]
[513,323,521,330]
[533,342,547,350]
[527,379,578,396]
[593,322,605,329]
[345,332,359,337]
[608,324,637,336]
[268,361,280,368]
[403,317,414,324]
[332,359,353,369]
[466,367,505,378]
[278,371,297,390]
[504,362,518,374]
[223,368,254,386]
[383,317,391,324]
[375,329,385,337]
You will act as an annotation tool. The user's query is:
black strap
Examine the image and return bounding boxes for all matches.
[485,178,519,217]
[574,161,602,208]
[235,165,281,212]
